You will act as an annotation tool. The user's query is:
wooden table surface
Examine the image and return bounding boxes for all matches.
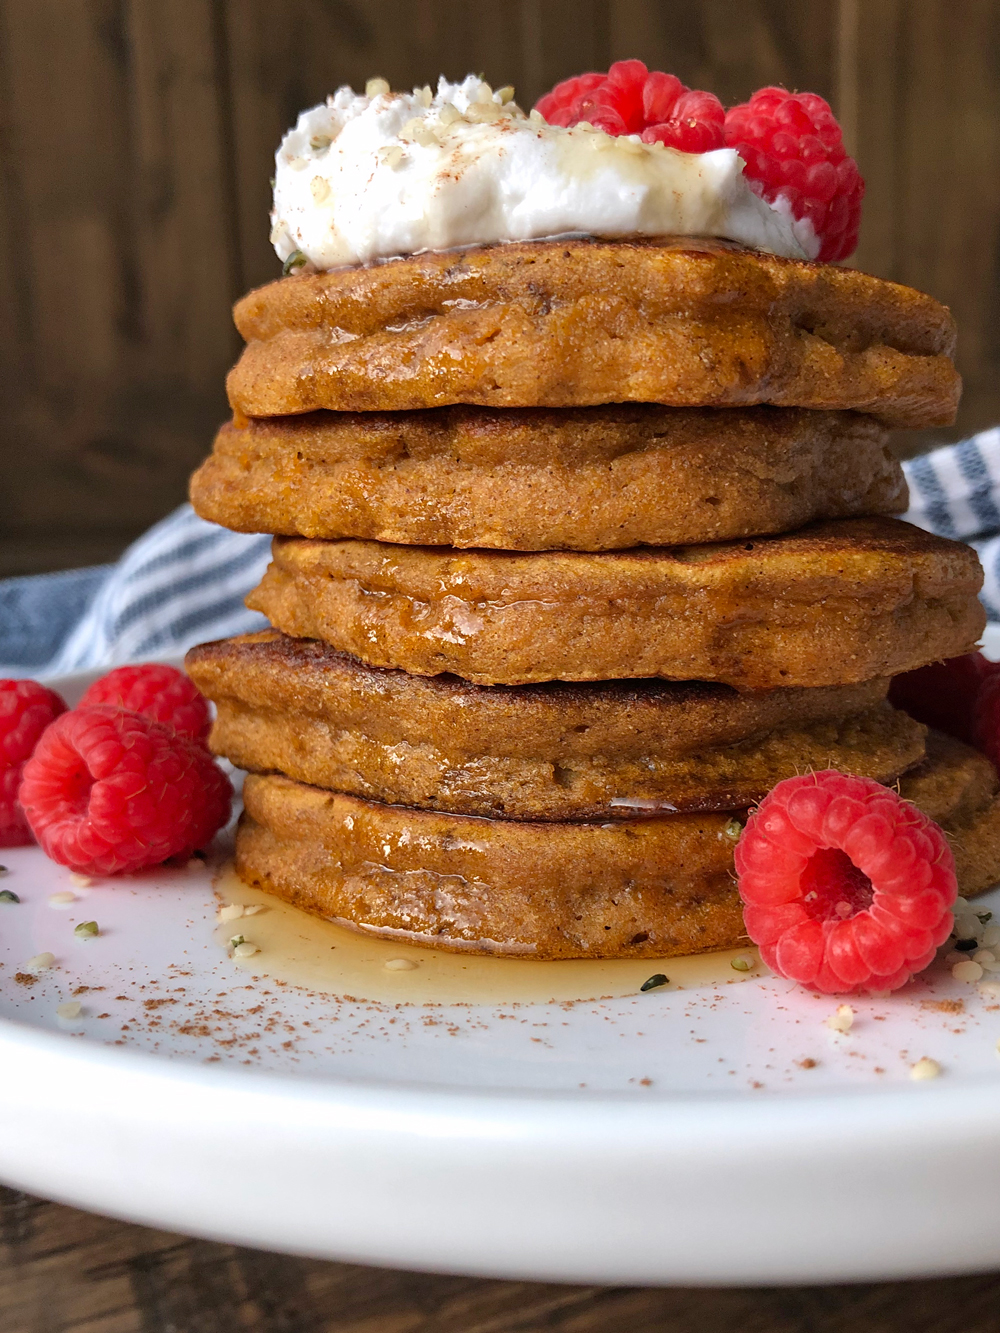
[2,1188,998,1333]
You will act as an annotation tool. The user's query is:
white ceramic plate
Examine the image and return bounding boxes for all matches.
[3,654,1000,1286]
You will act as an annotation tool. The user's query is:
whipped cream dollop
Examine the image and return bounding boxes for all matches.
[270,74,819,271]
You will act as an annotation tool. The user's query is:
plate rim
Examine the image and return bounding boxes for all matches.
[4,646,1000,1283]
[4,1013,1000,1285]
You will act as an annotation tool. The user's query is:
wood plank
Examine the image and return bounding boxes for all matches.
[608,0,836,105]
[0,1,238,576]
[902,0,1000,440]
[0,4,30,422]
[4,1190,1000,1333]
[3,0,1000,577]
[848,0,902,278]
[853,0,1000,447]
[223,0,383,296]
[0,0,127,401]
[125,0,241,391]
[0,0,134,545]
[0,535,126,580]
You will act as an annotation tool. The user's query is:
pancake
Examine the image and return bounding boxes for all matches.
[190,406,906,551]
[187,631,926,821]
[233,732,1000,960]
[894,731,1000,897]
[246,518,985,690]
[227,238,959,427]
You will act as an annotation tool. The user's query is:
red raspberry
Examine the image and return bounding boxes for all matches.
[640,89,726,154]
[535,60,725,153]
[78,664,211,743]
[0,680,67,847]
[534,72,605,127]
[19,706,232,876]
[573,59,651,135]
[541,70,610,127]
[889,653,996,745]
[735,771,956,994]
[723,87,864,261]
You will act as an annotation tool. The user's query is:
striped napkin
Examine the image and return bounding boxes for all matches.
[901,428,1000,620]
[0,507,270,676]
[2,430,1000,678]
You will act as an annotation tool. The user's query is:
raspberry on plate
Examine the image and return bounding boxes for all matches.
[0,679,67,847]
[889,652,996,744]
[78,663,212,742]
[735,770,956,994]
[723,86,864,261]
[535,60,725,153]
[19,706,232,876]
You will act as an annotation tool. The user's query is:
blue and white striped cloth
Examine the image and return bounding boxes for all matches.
[0,508,271,676]
[2,429,1000,677]
[901,427,1000,621]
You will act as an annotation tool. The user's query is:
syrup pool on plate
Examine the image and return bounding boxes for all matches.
[214,862,762,1005]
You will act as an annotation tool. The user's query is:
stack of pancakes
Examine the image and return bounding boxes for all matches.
[188,237,1000,960]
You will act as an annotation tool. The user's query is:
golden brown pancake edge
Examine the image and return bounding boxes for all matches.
[188,631,927,820]
[190,405,906,550]
[245,518,986,689]
[226,238,960,427]
[233,732,1000,960]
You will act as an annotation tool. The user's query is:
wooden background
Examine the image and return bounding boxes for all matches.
[6,1186,1000,1333]
[0,0,999,577]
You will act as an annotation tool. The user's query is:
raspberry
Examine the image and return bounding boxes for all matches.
[889,653,996,745]
[535,60,725,153]
[723,87,864,261]
[0,680,67,847]
[534,72,605,127]
[640,89,726,154]
[19,706,232,876]
[735,771,956,994]
[78,664,211,743]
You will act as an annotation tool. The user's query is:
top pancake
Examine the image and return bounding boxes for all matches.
[227,237,959,426]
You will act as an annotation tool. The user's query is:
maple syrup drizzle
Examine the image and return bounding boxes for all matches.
[214,863,762,1005]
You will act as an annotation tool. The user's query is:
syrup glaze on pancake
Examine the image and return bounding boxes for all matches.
[190,405,905,550]
[187,631,926,820]
[246,518,985,690]
[234,732,1000,960]
[227,238,959,427]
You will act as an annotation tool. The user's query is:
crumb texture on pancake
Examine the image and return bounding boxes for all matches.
[245,518,985,690]
[188,631,925,820]
[190,406,906,550]
[897,731,1000,897]
[234,733,1000,959]
[226,239,959,427]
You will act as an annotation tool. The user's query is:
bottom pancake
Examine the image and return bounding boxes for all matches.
[235,732,1000,961]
